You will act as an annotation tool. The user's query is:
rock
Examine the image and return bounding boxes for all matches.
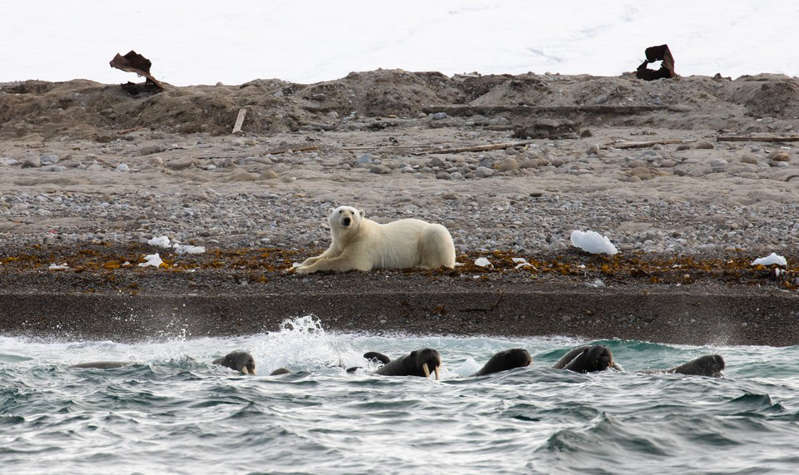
[495,157,519,172]
[39,154,59,165]
[769,151,790,162]
[261,169,279,179]
[710,158,727,171]
[740,155,759,165]
[430,112,448,120]
[450,171,464,180]
[44,165,66,172]
[435,171,451,180]
[519,158,545,169]
[166,158,195,170]
[115,163,129,172]
[149,156,165,167]
[203,164,217,171]
[580,129,593,138]
[441,193,458,200]
[771,161,789,168]
[21,158,40,168]
[628,166,659,180]
[478,156,494,168]
[0,157,18,166]
[369,165,392,174]
[428,157,446,168]
[87,163,104,171]
[474,166,495,178]
[694,142,715,150]
[138,145,165,156]
[676,144,691,151]
[356,154,373,166]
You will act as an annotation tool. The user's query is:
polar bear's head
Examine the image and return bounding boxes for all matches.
[329,206,364,234]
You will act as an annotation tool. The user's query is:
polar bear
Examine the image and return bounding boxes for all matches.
[294,206,456,274]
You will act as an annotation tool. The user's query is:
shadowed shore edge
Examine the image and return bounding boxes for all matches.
[2,289,798,346]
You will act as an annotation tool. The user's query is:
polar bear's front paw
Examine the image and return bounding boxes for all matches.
[294,265,313,275]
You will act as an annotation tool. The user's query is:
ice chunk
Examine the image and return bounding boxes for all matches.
[147,236,171,248]
[512,257,534,269]
[174,244,206,255]
[48,262,69,270]
[474,257,492,268]
[751,252,787,267]
[570,230,618,255]
[139,253,164,268]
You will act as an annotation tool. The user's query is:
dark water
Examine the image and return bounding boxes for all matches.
[2,316,798,474]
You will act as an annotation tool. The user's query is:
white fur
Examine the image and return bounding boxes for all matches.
[294,206,456,274]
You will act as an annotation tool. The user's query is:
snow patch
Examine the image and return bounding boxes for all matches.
[474,257,493,268]
[48,263,69,271]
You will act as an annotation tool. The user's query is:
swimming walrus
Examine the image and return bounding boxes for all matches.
[212,351,256,375]
[372,348,441,380]
[643,354,725,377]
[472,348,532,376]
[72,350,261,375]
[552,345,622,373]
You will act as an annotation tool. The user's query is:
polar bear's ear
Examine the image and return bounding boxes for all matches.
[358,209,365,217]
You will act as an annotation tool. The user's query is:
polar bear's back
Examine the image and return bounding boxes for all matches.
[372,218,455,269]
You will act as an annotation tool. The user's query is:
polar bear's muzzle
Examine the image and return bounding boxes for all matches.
[342,217,351,227]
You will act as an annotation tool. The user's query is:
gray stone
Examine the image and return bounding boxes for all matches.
[369,165,392,174]
[115,163,130,172]
[166,158,195,170]
[40,154,59,165]
[495,157,519,172]
[356,154,373,166]
[430,112,448,120]
[435,171,451,180]
[769,150,791,162]
[44,165,66,172]
[428,157,446,168]
[22,158,40,168]
[695,142,715,150]
[710,158,727,171]
[740,155,759,165]
[474,166,495,178]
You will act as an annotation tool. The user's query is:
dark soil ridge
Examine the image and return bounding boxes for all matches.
[2,244,797,345]
[2,70,798,139]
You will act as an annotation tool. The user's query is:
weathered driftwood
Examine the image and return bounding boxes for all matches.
[425,140,535,154]
[421,104,689,116]
[609,139,694,149]
[717,135,799,143]
[232,108,247,134]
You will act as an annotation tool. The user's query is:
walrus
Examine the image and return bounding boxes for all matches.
[669,354,725,377]
[372,348,441,379]
[212,351,256,375]
[643,354,725,377]
[70,361,131,369]
[473,348,532,376]
[552,345,621,373]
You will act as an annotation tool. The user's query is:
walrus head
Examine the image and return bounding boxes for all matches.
[671,354,725,377]
[213,351,256,375]
[474,348,532,376]
[556,345,618,373]
[409,348,441,380]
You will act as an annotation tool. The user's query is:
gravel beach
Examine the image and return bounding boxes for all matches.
[1,70,798,343]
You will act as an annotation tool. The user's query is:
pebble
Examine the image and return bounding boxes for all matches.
[474,166,495,178]
[166,158,195,170]
[495,157,519,172]
[694,142,715,150]
[40,154,59,165]
[22,158,40,168]
[430,112,448,120]
[369,165,392,174]
[769,151,790,162]
[356,154,373,166]
[115,163,129,172]
[710,158,727,171]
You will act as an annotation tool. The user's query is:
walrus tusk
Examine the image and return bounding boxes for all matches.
[434,366,440,380]
[422,363,431,378]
